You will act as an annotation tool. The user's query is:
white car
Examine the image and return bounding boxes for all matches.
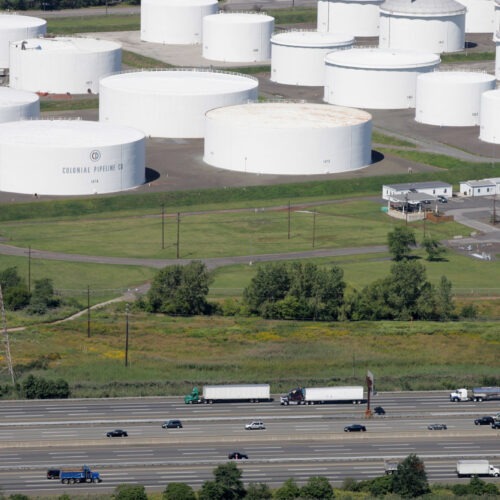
[245,421,265,430]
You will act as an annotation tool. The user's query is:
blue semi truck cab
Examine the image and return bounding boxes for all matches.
[60,465,102,484]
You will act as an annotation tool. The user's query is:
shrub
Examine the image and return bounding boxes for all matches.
[300,476,334,499]
[163,482,196,500]
[113,484,148,500]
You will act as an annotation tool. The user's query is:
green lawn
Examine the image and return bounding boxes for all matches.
[47,14,140,34]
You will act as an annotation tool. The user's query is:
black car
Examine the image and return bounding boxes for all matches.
[491,422,500,429]
[344,424,366,432]
[162,419,183,429]
[228,451,248,460]
[427,423,447,430]
[474,416,494,426]
[374,406,385,415]
[106,429,128,437]
[437,195,448,203]
[46,469,60,480]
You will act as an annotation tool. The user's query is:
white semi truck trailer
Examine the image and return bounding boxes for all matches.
[450,387,500,402]
[280,386,364,405]
[456,460,500,477]
[184,384,271,404]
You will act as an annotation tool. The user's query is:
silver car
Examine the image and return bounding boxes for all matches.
[245,421,265,430]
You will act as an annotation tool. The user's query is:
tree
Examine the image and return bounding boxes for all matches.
[274,478,301,500]
[391,454,430,497]
[212,462,246,499]
[146,261,212,315]
[113,484,148,500]
[198,480,226,500]
[163,482,196,500]
[387,226,416,261]
[28,278,60,315]
[300,476,334,499]
[21,375,70,399]
[435,276,455,320]
[245,482,272,499]
[422,236,446,261]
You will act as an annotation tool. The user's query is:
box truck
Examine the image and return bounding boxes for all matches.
[184,384,271,404]
[456,460,500,477]
[280,386,364,405]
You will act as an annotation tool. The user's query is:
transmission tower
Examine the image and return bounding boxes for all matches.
[0,285,16,386]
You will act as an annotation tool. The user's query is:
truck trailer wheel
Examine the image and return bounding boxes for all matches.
[93,478,100,483]
[62,479,69,484]
[69,478,75,484]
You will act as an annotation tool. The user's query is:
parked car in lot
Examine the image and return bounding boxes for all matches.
[162,419,183,429]
[428,423,447,430]
[245,421,265,430]
[106,429,128,437]
[437,195,448,203]
[228,451,248,460]
[344,424,366,432]
[46,469,60,480]
[373,406,385,415]
[475,416,494,426]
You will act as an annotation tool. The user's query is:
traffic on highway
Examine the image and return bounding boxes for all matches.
[0,390,499,495]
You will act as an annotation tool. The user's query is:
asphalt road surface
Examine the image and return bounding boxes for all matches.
[1,392,499,494]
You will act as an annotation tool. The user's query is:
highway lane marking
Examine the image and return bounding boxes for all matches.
[442,446,481,449]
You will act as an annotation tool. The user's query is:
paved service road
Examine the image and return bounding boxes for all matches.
[1,393,500,494]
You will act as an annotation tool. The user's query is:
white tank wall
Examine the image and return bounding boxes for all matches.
[456,0,495,33]
[324,50,441,109]
[317,0,382,36]
[416,72,496,126]
[0,15,46,69]
[0,87,39,123]
[203,13,274,62]
[99,69,258,138]
[204,103,372,175]
[0,121,145,195]
[379,13,465,53]
[479,90,500,143]
[496,33,500,79]
[9,38,121,94]
[271,33,354,86]
[496,1,500,32]
[140,0,218,45]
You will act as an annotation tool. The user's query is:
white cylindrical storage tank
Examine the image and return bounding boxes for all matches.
[0,87,39,123]
[379,0,466,53]
[324,48,441,109]
[456,0,495,32]
[496,31,500,79]
[203,12,274,62]
[479,89,500,143]
[140,0,218,45]
[204,102,372,175]
[0,14,46,70]
[271,30,354,86]
[496,0,500,32]
[0,120,145,195]
[9,37,121,94]
[317,0,383,37]
[416,71,496,126]
[100,69,258,138]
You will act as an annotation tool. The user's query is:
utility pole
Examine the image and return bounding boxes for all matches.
[87,285,91,338]
[0,285,16,387]
[28,246,31,294]
[124,304,129,367]
[312,211,316,248]
[176,212,180,259]
[287,201,291,240]
[161,203,165,250]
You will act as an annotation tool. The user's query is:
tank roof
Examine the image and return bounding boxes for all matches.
[206,102,371,128]
[325,48,440,69]
[482,89,500,101]
[205,12,274,23]
[271,30,354,48]
[0,14,46,29]
[0,87,39,106]
[142,0,217,4]
[0,120,144,147]
[12,37,121,53]
[418,71,496,83]
[320,0,383,3]
[380,0,466,16]
[100,69,257,95]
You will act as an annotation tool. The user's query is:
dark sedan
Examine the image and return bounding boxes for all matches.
[344,424,366,432]
[106,429,128,437]
[374,406,385,415]
[428,423,447,430]
[228,451,248,460]
[474,416,494,426]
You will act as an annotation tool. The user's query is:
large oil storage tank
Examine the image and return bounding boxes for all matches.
[204,102,372,175]
[496,31,500,79]
[0,87,39,123]
[416,71,496,126]
[379,0,466,53]
[0,14,46,71]
[271,30,354,86]
[317,0,383,37]
[496,0,500,32]
[0,120,145,195]
[456,0,495,33]
[140,0,218,45]
[9,37,121,94]
[479,89,500,143]
[324,48,441,109]
[203,12,274,62]
[99,68,258,138]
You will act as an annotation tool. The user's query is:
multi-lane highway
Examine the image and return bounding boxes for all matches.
[0,392,499,495]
